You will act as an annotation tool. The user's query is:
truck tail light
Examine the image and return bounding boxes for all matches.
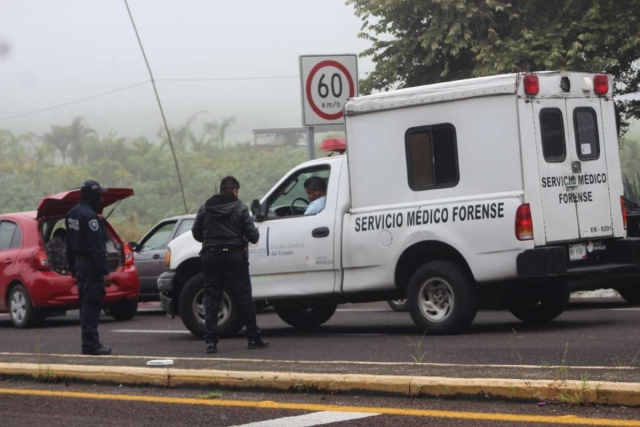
[594,74,608,95]
[122,243,134,267]
[621,196,627,230]
[164,248,171,268]
[524,74,539,95]
[516,204,534,241]
[33,249,50,271]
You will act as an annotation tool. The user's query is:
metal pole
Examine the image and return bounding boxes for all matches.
[307,126,315,160]
[124,0,189,214]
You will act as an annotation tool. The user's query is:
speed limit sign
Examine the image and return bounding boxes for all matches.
[299,54,358,127]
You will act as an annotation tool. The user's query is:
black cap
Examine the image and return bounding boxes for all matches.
[81,180,107,194]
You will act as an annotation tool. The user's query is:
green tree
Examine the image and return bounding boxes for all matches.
[348,0,640,132]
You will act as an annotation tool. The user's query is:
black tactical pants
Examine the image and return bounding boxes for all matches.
[201,249,259,344]
[76,262,106,351]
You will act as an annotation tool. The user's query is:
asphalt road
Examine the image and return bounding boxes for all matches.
[1,298,639,367]
[1,380,639,427]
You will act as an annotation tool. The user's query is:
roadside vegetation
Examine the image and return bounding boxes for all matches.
[0,117,309,241]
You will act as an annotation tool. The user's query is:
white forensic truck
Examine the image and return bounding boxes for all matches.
[159,71,640,337]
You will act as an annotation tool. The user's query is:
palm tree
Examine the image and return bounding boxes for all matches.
[41,126,70,165]
[66,117,96,165]
[203,116,236,148]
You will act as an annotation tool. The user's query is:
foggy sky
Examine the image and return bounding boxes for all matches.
[0,0,374,141]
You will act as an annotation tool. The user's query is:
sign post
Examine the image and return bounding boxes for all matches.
[299,54,358,159]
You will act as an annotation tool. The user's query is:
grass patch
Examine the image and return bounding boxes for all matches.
[199,391,223,400]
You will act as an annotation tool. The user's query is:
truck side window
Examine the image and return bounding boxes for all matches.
[540,108,566,162]
[266,165,330,218]
[405,124,458,191]
[574,107,600,161]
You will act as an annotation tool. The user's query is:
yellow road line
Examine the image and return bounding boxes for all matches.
[0,387,638,426]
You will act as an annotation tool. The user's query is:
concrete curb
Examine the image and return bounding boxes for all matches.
[1,362,639,406]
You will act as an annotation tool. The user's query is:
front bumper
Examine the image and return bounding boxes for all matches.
[158,271,177,317]
[517,238,640,278]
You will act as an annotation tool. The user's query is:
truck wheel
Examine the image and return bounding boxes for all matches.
[178,273,243,339]
[106,299,138,321]
[407,261,478,335]
[274,304,337,330]
[508,282,570,323]
[387,299,409,312]
[9,285,44,328]
[616,287,640,305]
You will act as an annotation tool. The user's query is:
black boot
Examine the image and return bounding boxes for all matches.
[206,343,218,354]
[248,338,269,349]
[82,346,112,356]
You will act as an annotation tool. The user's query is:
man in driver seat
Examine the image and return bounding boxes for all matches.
[304,177,327,215]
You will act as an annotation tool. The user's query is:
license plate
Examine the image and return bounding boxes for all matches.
[569,243,587,261]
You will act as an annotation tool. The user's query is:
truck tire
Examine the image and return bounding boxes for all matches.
[407,261,478,335]
[178,273,243,339]
[387,299,409,312]
[616,287,640,305]
[508,282,570,323]
[274,304,337,330]
[9,285,44,328]
[106,299,138,321]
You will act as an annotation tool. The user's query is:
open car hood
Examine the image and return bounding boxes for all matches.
[37,188,134,219]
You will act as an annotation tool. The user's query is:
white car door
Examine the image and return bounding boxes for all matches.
[249,162,340,299]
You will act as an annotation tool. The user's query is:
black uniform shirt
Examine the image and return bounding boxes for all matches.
[65,201,110,276]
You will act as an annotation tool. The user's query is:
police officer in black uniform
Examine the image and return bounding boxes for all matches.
[192,176,268,354]
[66,180,113,356]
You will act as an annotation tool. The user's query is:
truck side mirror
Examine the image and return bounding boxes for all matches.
[251,199,267,222]
[128,241,138,251]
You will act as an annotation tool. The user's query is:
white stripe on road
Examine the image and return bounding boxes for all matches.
[229,411,377,427]
[111,329,190,334]
[110,329,383,337]
[336,309,392,312]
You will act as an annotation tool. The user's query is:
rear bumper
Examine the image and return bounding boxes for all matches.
[517,238,640,278]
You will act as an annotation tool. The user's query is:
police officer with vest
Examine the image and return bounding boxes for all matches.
[66,180,113,355]
[192,176,268,354]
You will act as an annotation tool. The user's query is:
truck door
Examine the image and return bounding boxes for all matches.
[565,98,613,239]
[249,162,339,298]
[533,99,580,242]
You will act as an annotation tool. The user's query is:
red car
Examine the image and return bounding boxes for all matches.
[0,188,139,328]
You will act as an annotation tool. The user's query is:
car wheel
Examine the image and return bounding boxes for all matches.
[387,299,409,312]
[9,285,43,328]
[178,273,243,339]
[508,282,570,323]
[274,304,337,330]
[616,287,640,305]
[106,299,138,321]
[407,261,478,335]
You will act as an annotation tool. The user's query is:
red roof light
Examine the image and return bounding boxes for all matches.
[320,138,346,153]
[594,74,609,95]
[524,74,539,96]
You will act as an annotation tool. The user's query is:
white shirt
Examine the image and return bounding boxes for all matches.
[304,196,326,215]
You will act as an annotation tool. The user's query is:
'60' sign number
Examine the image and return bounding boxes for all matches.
[300,55,358,126]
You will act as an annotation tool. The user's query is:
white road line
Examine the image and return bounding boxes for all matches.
[336,309,392,312]
[229,411,377,427]
[109,329,383,337]
[3,351,636,371]
[111,329,190,334]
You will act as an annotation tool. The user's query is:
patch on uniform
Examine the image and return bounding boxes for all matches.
[89,219,99,231]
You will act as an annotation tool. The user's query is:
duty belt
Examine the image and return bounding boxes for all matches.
[206,246,244,253]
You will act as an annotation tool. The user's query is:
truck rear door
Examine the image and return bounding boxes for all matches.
[533,96,614,244]
[566,97,613,240]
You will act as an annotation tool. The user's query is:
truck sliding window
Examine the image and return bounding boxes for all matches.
[539,108,566,163]
[405,124,459,191]
[574,107,600,161]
